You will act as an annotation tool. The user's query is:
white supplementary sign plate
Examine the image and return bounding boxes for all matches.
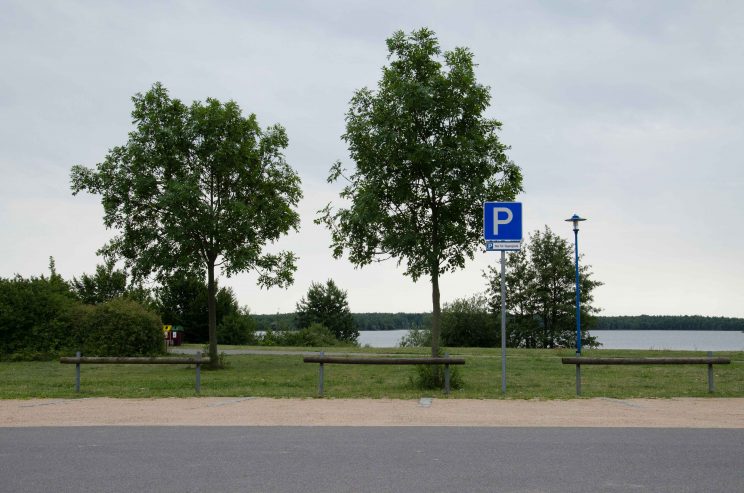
[485,241,522,251]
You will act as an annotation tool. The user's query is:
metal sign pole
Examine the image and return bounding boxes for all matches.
[484,201,522,396]
[500,250,507,394]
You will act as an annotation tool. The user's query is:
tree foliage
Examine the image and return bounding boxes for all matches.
[318,28,522,356]
[252,312,432,332]
[485,227,602,348]
[441,294,498,347]
[295,279,358,343]
[0,260,80,357]
[252,313,297,331]
[398,327,432,348]
[0,260,163,359]
[216,309,257,346]
[261,323,343,347]
[155,272,244,344]
[71,259,128,304]
[70,83,302,366]
[353,312,431,331]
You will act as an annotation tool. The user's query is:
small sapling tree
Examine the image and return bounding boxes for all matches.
[295,279,358,343]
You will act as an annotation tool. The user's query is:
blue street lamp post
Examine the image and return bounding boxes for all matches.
[565,214,586,395]
[565,214,586,353]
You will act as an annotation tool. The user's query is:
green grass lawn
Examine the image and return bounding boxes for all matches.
[1,347,742,399]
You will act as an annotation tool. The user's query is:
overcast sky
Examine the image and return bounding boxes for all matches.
[1,1,742,317]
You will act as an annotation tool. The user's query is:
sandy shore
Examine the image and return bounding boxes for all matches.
[2,397,743,428]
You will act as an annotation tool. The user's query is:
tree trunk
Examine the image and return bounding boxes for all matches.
[207,261,218,369]
[430,270,441,357]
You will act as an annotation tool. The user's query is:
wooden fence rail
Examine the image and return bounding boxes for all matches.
[561,353,731,395]
[303,353,465,397]
[60,352,209,393]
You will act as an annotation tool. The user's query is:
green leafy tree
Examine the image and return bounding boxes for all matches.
[318,28,522,356]
[486,226,602,348]
[252,313,296,331]
[441,293,497,347]
[72,260,156,309]
[217,308,257,346]
[295,280,358,343]
[71,83,302,367]
[491,248,542,347]
[71,259,127,304]
[156,272,244,343]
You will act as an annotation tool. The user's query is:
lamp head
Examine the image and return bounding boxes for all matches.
[565,213,587,231]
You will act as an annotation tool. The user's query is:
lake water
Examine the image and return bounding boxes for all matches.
[357,329,744,351]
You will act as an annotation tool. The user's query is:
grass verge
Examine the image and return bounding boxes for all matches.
[1,347,742,399]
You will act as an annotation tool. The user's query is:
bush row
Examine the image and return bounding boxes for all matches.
[260,323,352,347]
[0,275,164,360]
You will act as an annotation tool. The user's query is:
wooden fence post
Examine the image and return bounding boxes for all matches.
[444,352,451,395]
[318,351,324,398]
[75,351,81,393]
[707,351,715,393]
[195,351,201,394]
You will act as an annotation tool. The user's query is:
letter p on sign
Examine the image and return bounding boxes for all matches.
[493,207,513,235]
[483,202,522,242]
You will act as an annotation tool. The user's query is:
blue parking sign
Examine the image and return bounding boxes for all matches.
[483,202,522,242]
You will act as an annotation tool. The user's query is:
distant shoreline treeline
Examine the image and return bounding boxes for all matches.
[252,313,744,332]
[593,315,744,331]
[252,313,432,332]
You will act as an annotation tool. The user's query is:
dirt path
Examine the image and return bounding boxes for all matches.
[3,397,743,428]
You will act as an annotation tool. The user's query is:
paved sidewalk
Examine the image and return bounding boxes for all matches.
[3,397,743,427]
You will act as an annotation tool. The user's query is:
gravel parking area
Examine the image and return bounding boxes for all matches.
[3,397,743,427]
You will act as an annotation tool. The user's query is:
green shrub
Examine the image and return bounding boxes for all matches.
[81,298,164,356]
[0,273,80,355]
[217,312,257,345]
[297,323,341,347]
[295,280,358,343]
[410,349,463,391]
[441,294,497,347]
[271,330,303,346]
[259,323,346,347]
[259,328,279,346]
[398,327,431,348]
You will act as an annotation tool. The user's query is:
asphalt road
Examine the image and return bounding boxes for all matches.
[1,427,742,492]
